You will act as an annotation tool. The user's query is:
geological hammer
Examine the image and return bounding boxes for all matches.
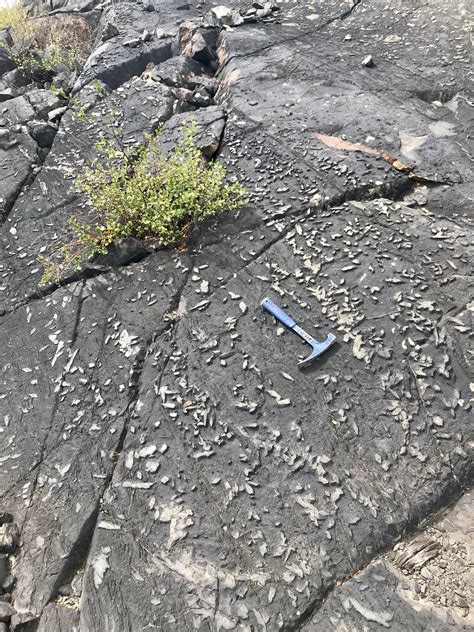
[261,297,335,368]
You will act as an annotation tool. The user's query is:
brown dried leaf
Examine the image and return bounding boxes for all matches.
[314,133,379,156]
[314,134,414,173]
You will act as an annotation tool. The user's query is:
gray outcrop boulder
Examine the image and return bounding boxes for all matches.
[0,0,472,630]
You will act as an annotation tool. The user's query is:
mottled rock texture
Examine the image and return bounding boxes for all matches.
[302,490,474,630]
[0,0,472,630]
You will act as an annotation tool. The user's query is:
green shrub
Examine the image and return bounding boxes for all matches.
[0,2,27,29]
[8,13,91,81]
[39,125,247,284]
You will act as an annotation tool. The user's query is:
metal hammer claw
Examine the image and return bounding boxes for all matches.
[261,297,335,368]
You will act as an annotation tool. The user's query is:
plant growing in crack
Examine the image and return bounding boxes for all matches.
[2,8,92,82]
[0,1,27,30]
[39,124,247,284]
[50,84,69,100]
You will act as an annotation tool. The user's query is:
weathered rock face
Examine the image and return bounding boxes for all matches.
[0,0,472,630]
[0,90,65,219]
[302,490,474,630]
[0,48,16,77]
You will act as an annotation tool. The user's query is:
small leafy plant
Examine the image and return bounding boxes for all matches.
[50,84,69,100]
[0,1,27,30]
[7,11,91,81]
[39,125,247,284]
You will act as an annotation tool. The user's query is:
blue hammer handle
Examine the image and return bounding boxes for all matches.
[261,297,336,367]
[261,298,296,330]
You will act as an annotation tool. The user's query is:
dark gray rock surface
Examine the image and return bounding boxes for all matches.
[302,490,474,630]
[0,0,472,630]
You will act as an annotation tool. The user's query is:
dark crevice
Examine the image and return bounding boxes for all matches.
[2,31,178,245]
[413,86,461,105]
[47,503,101,605]
[336,0,362,22]
[209,110,227,159]
[69,281,86,347]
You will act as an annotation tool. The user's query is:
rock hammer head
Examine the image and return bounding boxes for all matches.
[295,328,336,368]
[260,297,336,368]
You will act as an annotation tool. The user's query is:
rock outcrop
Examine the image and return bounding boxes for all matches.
[0,0,472,630]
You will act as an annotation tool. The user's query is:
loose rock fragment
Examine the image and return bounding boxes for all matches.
[362,55,375,67]
[0,524,19,552]
[203,6,244,27]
